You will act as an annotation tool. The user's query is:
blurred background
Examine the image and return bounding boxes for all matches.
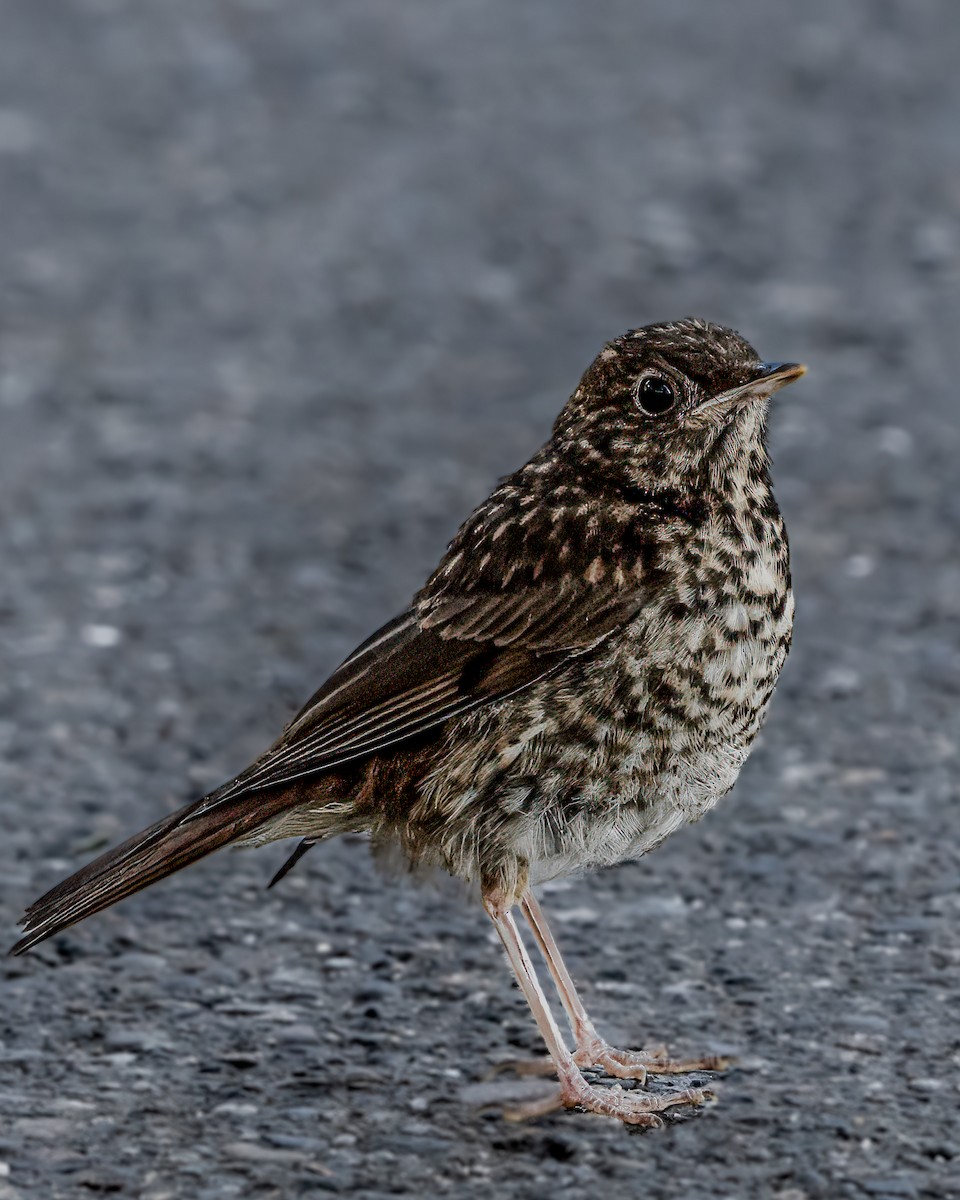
[1,2,959,1198]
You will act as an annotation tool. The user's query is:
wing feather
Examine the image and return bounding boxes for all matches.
[192,621,565,813]
[194,585,644,812]
[186,462,671,815]
[13,436,693,952]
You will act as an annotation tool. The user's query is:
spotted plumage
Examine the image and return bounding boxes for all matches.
[13,318,805,1127]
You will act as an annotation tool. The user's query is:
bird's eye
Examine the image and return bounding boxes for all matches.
[635,375,678,416]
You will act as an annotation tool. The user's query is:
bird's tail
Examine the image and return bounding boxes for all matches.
[10,782,302,955]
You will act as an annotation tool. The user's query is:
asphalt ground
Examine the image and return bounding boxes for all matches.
[1,2,959,1197]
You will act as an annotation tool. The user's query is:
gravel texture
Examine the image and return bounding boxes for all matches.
[1,2,959,1198]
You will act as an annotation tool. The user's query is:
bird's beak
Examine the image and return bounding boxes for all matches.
[753,361,807,394]
[702,361,807,411]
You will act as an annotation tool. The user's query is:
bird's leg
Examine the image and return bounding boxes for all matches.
[519,889,731,1081]
[482,891,708,1125]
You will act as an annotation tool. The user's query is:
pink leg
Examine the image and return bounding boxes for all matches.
[520,890,731,1081]
[483,891,708,1125]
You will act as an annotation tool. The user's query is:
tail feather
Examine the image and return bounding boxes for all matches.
[10,784,300,955]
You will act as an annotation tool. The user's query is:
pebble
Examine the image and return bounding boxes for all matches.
[222,1142,309,1164]
[861,1179,918,1198]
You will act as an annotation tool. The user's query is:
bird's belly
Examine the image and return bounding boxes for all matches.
[505,596,792,881]
[519,732,750,885]
[407,580,792,889]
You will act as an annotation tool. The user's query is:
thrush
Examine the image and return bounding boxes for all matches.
[12,318,805,1126]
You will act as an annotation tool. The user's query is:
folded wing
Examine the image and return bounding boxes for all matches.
[13,470,667,953]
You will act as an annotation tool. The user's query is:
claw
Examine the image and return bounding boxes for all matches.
[573,1035,734,1081]
[506,1077,707,1125]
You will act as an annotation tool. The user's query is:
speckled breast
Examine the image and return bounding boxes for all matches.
[498,506,793,883]
[629,503,791,772]
[408,494,793,889]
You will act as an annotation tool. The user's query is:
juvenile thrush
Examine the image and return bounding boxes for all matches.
[13,318,805,1125]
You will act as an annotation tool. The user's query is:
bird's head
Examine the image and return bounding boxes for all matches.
[554,317,805,498]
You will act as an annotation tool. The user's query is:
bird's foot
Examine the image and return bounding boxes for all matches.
[492,1040,731,1084]
[573,1035,733,1083]
[504,1068,711,1127]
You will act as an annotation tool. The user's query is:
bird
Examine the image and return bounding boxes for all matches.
[12,318,805,1126]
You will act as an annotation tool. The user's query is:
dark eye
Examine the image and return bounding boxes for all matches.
[636,375,678,415]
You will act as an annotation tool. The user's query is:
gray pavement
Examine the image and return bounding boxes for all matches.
[1,2,959,1197]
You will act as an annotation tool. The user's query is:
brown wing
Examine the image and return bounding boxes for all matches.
[203,611,553,804]
[10,578,643,955]
[198,579,641,810]
[195,459,662,811]
[12,455,678,953]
